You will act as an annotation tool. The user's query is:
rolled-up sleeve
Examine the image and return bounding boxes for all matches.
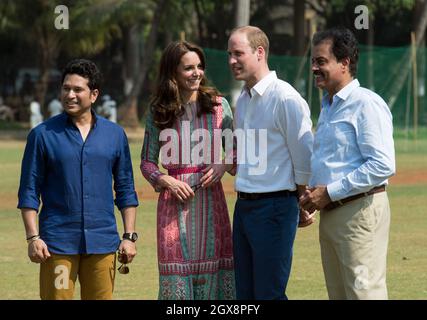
[327,98,395,201]
[17,129,45,211]
[113,130,139,209]
[278,96,313,185]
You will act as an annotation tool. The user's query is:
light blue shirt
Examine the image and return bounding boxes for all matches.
[310,79,395,201]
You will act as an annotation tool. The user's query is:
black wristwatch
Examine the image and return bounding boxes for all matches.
[122,232,138,242]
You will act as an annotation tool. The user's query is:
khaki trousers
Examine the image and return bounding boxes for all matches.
[40,253,116,300]
[319,192,390,300]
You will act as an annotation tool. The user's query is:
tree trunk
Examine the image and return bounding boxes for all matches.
[234,0,250,28]
[230,0,250,108]
[366,14,374,90]
[193,0,205,45]
[414,0,426,125]
[35,25,59,118]
[293,0,306,56]
[387,0,427,109]
[119,0,168,128]
[122,24,141,97]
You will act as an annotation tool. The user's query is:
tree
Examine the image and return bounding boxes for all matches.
[119,0,168,127]
[0,0,126,117]
[293,0,306,56]
[387,0,427,109]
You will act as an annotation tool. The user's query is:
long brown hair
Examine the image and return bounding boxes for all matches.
[151,41,220,129]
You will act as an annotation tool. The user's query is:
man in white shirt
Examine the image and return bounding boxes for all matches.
[48,98,63,117]
[228,26,313,300]
[100,95,117,123]
[300,27,395,299]
[30,99,43,128]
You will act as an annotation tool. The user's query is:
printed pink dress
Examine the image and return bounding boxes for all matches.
[140,97,236,300]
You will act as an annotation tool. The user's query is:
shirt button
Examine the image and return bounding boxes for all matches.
[84,195,89,199]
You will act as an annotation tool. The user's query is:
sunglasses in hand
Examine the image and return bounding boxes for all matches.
[117,252,129,274]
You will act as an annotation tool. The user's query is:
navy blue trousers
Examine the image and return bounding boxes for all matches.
[233,195,299,300]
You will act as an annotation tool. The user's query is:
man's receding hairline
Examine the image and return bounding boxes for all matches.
[313,38,334,57]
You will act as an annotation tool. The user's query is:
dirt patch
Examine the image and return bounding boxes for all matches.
[0,193,19,211]
[390,169,427,186]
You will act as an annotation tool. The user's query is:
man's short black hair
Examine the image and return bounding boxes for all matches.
[312,27,359,77]
[61,59,102,90]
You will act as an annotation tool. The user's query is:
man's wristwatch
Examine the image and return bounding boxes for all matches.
[122,232,138,242]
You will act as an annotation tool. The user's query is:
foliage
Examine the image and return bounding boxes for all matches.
[324,0,416,46]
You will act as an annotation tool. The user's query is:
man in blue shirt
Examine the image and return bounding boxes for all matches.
[300,28,395,299]
[18,59,139,300]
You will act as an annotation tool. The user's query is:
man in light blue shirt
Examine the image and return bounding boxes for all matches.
[300,27,395,299]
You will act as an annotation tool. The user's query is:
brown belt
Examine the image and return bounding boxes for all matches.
[324,185,386,211]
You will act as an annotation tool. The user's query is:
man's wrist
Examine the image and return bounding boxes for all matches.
[26,234,40,244]
[324,186,332,204]
[122,232,138,242]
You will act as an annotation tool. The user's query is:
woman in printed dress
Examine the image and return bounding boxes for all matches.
[140,41,236,300]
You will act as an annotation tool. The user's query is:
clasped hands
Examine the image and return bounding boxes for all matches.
[162,163,232,203]
[298,185,332,228]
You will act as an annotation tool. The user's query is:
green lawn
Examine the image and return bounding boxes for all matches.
[0,135,426,299]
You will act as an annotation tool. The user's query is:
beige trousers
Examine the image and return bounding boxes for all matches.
[40,253,116,300]
[319,192,390,300]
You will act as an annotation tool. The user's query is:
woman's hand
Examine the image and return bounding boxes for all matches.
[200,163,232,188]
[158,175,195,202]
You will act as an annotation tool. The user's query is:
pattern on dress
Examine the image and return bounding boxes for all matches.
[141,97,236,300]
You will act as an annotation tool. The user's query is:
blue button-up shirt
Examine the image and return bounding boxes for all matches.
[310,79,395,201]
[18,111,139,254]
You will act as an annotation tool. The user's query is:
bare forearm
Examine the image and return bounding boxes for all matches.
[120,206,137,233]
[21,208,39,238]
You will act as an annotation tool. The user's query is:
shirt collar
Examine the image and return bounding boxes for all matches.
[65,108,99,128]
[335,78,360,101]
[243,71,277,97]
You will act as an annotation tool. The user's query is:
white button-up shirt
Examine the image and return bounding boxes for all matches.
[234,71,313,193]
[310,79,395,201]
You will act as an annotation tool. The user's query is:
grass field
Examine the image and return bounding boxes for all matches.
[0,130,426,300]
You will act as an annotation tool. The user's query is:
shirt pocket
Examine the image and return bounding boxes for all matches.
[330,121,355,151]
